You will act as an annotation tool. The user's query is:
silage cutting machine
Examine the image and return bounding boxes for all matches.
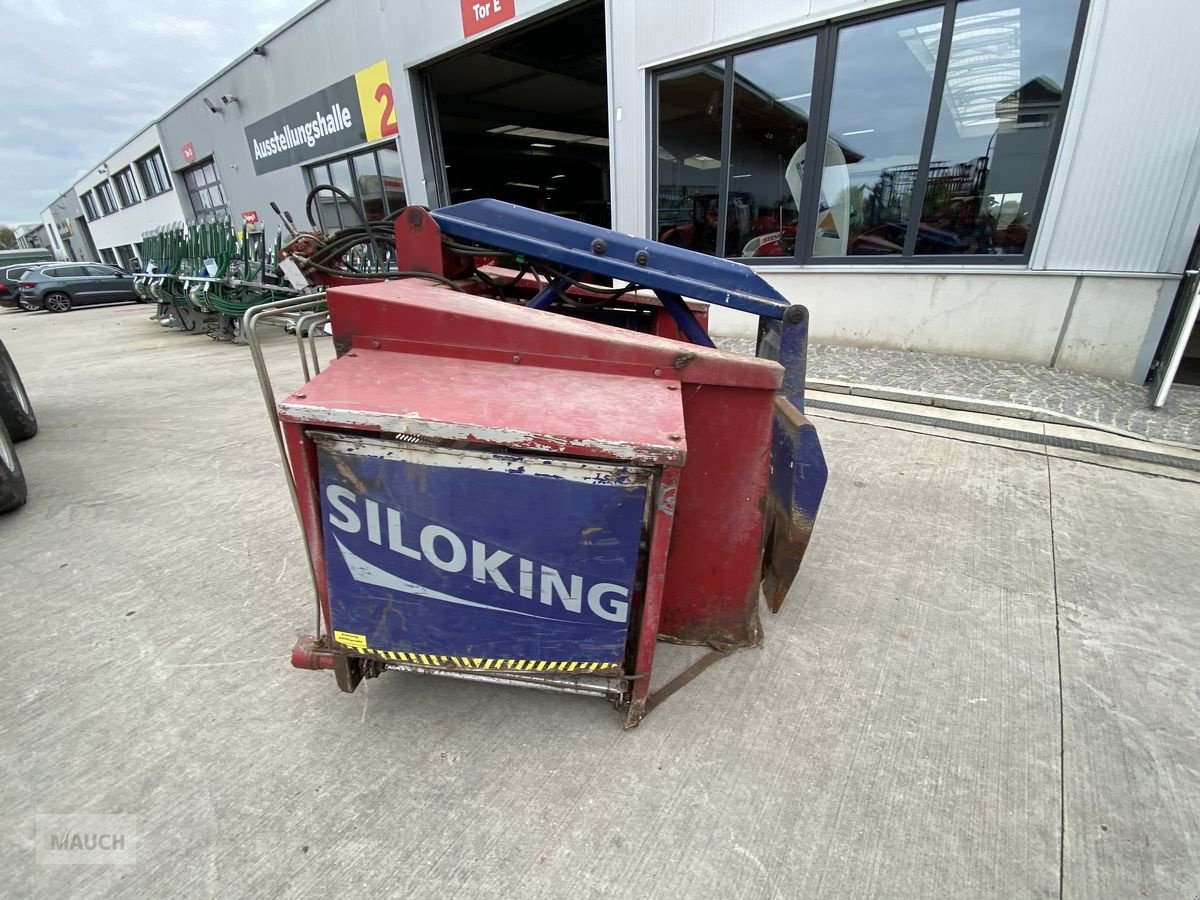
[251,199,827,727]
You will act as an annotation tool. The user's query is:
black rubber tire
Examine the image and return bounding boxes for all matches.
[43,292,72,313]
[0,339,37,441]
[0,420,27,513]
[17,295,40,311]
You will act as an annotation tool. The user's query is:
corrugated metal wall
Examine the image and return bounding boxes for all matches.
[1033,0,1200,275]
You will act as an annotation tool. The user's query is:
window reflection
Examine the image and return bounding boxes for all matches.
[815,7,945,257]
[917,0,1080,255]
[726,39,818,259]
[657,62,726,255]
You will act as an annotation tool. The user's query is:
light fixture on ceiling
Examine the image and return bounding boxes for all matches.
[551,174,566,179]
[842,128,875,136]
[530,142,555,148]
[778,92,812,102]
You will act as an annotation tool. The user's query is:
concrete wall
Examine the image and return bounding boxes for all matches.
[702,270,1175,381]
[43,189,92,262]
[73,126,187,259]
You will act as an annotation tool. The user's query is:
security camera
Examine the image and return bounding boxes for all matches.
[220,95,238,105]
[204,97,220,114]
[252,46,267,56]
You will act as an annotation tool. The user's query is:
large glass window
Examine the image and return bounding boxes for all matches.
[653,0,1084,263]
[726,39,818,259]
[303,143,408,230]
[918,0,1082,256]
[657,62,726,254]
[182,159,229,221]
[136,149,172,198]
[816,7,945,257]
[81,192,99,222]
[113,167,141,207]
[95,181,119,216]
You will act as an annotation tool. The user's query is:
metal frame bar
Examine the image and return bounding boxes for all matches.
[903,0,958,257]
[243,294,329,636]
[794,25,838,264]
[715,54,735,260]
[379,662,626,698]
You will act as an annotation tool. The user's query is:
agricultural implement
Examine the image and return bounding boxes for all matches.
[248,199,828,726]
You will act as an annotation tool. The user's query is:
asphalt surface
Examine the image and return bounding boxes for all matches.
[2,303,1198,898]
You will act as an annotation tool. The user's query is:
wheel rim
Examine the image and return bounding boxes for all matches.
[45,294,68,312]
[0,352,31,417]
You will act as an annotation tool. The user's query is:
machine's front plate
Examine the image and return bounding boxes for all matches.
[312,432,653,671]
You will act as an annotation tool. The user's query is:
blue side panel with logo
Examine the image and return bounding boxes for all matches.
[314,435,651,664]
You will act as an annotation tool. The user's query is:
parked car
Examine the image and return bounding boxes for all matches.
[0,337,37,512]
[17,263,143,313]
[0,263,51,309]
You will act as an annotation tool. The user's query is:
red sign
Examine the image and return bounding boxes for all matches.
[182,142,196,163]
[460,0,515,37]
[241,211,259,225]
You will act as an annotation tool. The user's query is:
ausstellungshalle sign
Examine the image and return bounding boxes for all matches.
[243,60,398,175]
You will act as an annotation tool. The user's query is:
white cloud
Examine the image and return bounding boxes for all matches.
[0,0,312,221]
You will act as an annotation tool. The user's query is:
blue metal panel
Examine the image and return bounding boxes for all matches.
[432,199,792,319]
[315,436,651,663]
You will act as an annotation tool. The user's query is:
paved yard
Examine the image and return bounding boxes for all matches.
[2,304,1198,898]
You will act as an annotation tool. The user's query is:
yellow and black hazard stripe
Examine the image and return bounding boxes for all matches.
[332,631,618,674]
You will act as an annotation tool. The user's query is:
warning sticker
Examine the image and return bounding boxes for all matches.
[333,630,367,650]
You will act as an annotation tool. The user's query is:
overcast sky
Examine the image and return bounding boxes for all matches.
[2,0,312,225]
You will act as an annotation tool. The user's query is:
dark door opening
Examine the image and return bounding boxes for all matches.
[424,1,610,226]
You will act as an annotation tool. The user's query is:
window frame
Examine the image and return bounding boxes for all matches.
[113,167,141,208]
[302,141,407,231]
[181,158,230,222]
[81,192,100,222]
[95,180,119,216]
[650,0,1090,267]
[136,149,173,198]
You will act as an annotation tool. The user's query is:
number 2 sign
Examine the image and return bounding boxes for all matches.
[354,60,399,142]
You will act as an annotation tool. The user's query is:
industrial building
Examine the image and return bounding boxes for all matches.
[38,0,1200,399]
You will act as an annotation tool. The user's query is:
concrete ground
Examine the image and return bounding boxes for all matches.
[2,304,1198,899]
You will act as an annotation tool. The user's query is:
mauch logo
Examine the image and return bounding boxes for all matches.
[36,815,136,865]
[325,486,632,624]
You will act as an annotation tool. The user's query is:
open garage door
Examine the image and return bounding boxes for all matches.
[423,1,610,227]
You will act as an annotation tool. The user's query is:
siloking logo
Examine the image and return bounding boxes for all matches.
[314,442,648,662]
[325,485,631,624]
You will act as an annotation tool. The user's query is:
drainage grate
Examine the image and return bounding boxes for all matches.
[806,398,1200,474]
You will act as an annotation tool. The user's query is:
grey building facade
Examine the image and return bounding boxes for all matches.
[41,0,1200,396]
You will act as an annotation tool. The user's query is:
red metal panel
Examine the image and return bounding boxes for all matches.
[624,464,681,728]
[278,348,687,467]
[282,420,332,636]
[328,281,780,392]
[656,383,777,647]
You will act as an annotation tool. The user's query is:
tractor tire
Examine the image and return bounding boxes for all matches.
[0,339,37,441]
[0,420,27,513]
